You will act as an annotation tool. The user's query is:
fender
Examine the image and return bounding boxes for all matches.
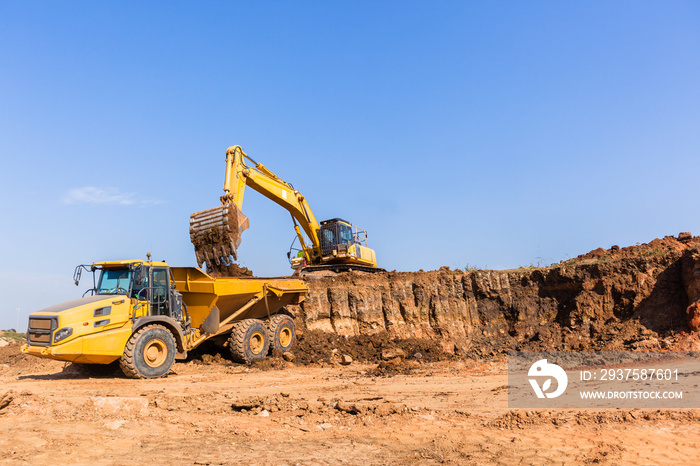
[133,316,188,359]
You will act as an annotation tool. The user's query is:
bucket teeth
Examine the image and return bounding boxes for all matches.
[190,204,250,269]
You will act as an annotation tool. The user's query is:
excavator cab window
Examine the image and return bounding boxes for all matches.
[338,224,353,244]
[320,219,354,256]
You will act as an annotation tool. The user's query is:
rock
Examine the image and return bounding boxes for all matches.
[335,401,362,415]
[0,391,13,410]
[384,357,403,366]
[413,352,423,360]
[679,232,693,243]
[339,354,353,365]
[103,420,127,430]
[259,410,270,417]
[632,338,660,349]
[373,403,397,417]
[316,423,333,430]
[381,348,406,360]
[282,352,296,362]
[687,302,700,331]
[0,340,8,348]
[231,400,259,411]
[683,250,700,305]
[440,340,456,354]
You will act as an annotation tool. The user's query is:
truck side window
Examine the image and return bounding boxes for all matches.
[132,273,149,300]
[152,268,170,316]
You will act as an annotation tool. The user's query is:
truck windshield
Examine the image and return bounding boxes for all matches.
[96,268,132,295]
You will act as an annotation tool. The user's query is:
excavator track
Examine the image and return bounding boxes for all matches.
[189,204,249,268]
[299,264,387,277]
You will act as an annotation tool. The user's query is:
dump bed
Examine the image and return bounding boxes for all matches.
[170,267,308,335]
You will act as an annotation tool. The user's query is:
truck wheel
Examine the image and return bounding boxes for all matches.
[268,314,296,355]
[120,325,176,379]
[229,319,269,364]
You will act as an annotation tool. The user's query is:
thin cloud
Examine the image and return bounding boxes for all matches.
[63,186,163,207]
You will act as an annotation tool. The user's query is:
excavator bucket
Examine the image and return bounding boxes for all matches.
[189,204,250,268]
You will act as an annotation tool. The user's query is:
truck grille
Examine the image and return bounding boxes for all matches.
[27,317,57,346]
[29,318,53,330]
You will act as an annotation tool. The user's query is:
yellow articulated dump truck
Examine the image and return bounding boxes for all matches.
[21,258,308,378]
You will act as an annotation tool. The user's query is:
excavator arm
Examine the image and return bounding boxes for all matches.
[222,145,323,262]
[190,146,322,269]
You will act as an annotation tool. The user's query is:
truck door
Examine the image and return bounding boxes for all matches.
[151,267,171,316]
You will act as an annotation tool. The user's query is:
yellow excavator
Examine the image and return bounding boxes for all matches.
[190,145,384,275]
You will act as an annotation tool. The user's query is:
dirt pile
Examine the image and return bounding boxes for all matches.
[294,330,450,365]
[0,341,63,376]
[295,233,700,354]
[229,393,408,419]
[207,263,254,278]
[175,330,449,371]
[571,233,696,262]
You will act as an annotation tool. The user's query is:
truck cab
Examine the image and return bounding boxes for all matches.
[24,260,189,371]
[79,260,186,323]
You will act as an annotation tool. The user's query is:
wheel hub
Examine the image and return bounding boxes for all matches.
[279,327,292,347]
[250,332,265,355]
[143,339,168,367]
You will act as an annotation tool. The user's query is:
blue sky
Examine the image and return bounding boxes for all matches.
[1,1,699,329]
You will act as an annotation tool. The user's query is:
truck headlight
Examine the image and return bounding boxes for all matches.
[53,327,73,343]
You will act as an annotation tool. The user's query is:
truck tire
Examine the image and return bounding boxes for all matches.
[268,314,296,355]
[120,325,176,379]
[229,319,269,364]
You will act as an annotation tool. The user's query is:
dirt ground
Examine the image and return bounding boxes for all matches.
[1,341,699,465]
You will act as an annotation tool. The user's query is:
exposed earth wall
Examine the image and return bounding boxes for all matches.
[296,235,700,354]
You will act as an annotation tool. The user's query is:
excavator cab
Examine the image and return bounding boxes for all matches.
[319,218,354,256]
[315,218,377,269]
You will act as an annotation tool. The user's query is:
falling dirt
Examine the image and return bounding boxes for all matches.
[190,203,250,272]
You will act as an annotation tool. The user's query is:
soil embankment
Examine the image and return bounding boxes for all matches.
[295,234,700,356]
